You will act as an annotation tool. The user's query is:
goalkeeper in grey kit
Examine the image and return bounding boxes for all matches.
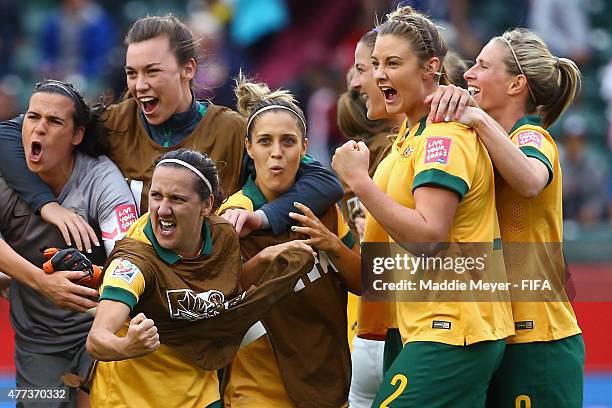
[0,79,136,407]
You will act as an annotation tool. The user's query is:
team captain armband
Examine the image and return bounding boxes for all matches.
[99,258,145,310]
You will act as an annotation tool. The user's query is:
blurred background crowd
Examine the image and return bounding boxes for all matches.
[0,0,610,404]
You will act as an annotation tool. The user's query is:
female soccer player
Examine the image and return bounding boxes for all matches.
[220,75,360,408]
[333,7,514,407]
[87,149,314,407]
[427,28,584,408]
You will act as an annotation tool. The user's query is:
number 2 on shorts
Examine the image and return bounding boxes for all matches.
[515,395,531,408]
[379,374,408,408]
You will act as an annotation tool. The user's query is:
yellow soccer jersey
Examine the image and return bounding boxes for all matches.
[497,115,580,344]
[386,117,514,346]
[224,336,294,408]
[91,214,220,408]
[357,119,409,339]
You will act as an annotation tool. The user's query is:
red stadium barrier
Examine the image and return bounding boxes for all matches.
[570,263,612,372]
[0,300,14,374]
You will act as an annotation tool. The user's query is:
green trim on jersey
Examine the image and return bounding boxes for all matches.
[519,146,554,186]
[242,175,268,211]
[413,168,469,200]
[100,286,138,310]
[301,155,315,164]
[414,116,428,136]
[242,173,354,245]
[509,115,542,134]
[143,216,212,265]
[341,231,356,249]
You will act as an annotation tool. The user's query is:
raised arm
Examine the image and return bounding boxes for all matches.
[426,85,550,198]
[87,301,159,361]
[0,116,54,211]
[87,257,159,360]
[333,141,458,244]
[465,108,550,198]
[260,157,344,235]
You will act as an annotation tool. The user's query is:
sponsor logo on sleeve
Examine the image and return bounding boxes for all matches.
[424,137,452,165]
[116,204,137,233]
[110,259,140,284]
[517,130,542,148]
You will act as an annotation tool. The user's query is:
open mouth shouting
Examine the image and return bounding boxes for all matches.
[159,219,177,236]
[139,96,160,115]
[29,140,43,163]
[380,86,398,104]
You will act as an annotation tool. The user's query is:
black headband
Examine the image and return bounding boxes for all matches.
[33,80,88,123]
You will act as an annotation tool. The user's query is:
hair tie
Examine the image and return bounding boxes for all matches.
[554,56,560,69]
[156,159,212,193]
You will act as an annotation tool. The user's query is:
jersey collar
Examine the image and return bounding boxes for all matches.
[139,92,208,147]
[509,115,542,134]
[143,215,212,265]
[242,175,268,211]
[414,115,428,136]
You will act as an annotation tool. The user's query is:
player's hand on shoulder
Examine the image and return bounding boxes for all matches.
[221,208,263,238]
[122,313,160,358]
[40,202,100,254]
[425,84,477,124]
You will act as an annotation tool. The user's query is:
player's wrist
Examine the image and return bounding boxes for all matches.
[29,267,48,294]
[349,175,371,198]
[114,336,132,360]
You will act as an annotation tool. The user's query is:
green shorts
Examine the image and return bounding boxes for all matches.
[373,339,506,408]
[383,328,403,375]
[486,334,584,408]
